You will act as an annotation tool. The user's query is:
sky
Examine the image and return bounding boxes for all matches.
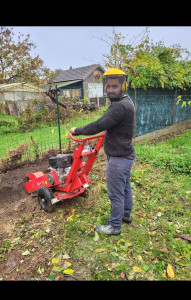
[12,26,191,72]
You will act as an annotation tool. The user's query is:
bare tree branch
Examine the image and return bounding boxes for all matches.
[44,86,67,109]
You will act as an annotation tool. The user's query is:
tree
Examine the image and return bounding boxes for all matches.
[100,27,191,135]
[101,27,191,90]
[150,42,191,89]
[101,28,164,89]
[0,26,53,85]
[54,69,64,76]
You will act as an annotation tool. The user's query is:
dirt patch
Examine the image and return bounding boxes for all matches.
[0,154,100,237]
[0,159,50,236]
[0,155,92,280]
[0,154,100,280]
[0,159,49,203]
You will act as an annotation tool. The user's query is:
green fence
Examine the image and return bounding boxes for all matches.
[127,87,191,137]
[0,87,191,171]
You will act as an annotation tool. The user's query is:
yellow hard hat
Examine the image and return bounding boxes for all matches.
[103,68,127,94]
[103,68,126,77]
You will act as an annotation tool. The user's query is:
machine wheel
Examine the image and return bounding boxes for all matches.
[80,189,88,198]
[37,187,55,213]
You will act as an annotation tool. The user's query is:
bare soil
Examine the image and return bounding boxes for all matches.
[0,157,91,281]
[0,159,50,237]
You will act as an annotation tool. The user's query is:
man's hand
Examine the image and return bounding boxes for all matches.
[70,127,77,134]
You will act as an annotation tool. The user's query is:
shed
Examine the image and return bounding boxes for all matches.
[0,82,45,115]
[50,64,106,105]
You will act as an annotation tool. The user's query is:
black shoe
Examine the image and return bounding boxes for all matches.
[122,215,132,224]
[94,224,121,235]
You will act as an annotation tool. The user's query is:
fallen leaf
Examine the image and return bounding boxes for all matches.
[132,266,145,273]
[63,261,72,270]
[161,272,166,278]
[120,272,126,280]
[67,209,75,222]
[157,212,162,217]
[93,231,99,241]
[159,247,168,253]
[67,216,73,222]
[95,248,106,253]
[136,210,144,217]
[175,257,181,262]
[62,253,70,259]
[52,257,59,265]
[149,231,156,236]
[136,255,143,262]
[174,234,191,242]
[63,269,74,275]
[150,227,158,231]
[107,263,116,271]
[22,250,30,256]
[117,238,126,245]
[52,265,64,273]
[78,256,84,261]
[37,266,44,274]
[166,264,174,279]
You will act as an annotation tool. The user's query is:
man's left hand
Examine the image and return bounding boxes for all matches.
[70,127,77,134]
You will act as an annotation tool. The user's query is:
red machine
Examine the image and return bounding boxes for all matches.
[24,132,105,212]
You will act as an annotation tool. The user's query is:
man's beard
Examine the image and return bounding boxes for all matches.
[108,91,123,101]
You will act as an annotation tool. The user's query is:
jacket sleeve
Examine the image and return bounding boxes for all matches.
[74,102,126,136]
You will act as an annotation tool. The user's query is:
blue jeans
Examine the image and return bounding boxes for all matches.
[106,156,134,228]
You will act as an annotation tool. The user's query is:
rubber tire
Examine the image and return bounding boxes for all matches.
[37,187,55,213]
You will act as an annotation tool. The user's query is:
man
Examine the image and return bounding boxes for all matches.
[70,68,135,235]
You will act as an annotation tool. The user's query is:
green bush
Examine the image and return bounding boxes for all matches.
[17,100,57,132]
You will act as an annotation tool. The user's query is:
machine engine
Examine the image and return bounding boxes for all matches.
[48,154,73,184]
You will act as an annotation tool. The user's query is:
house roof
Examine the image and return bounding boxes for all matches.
[0,82,44,93]
[52,64,105,83]
[41,80,83,91]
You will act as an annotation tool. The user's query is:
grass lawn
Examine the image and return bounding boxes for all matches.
[0,110,104,158]
[0,129,190,280]
[134,130,191,175]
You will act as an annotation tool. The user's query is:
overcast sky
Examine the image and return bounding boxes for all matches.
[12,26,191,71]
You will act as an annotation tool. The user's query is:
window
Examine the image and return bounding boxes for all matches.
[88,83,103,98]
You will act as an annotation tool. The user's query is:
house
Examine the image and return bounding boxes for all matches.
[51,64,106,105]
[0,82,45,115]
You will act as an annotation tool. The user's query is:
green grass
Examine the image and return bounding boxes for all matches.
[0,130,190,280]
[0,110,104,158]
[134,130,191,175]
[53,160,191,281]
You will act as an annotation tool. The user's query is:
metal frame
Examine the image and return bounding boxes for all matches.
[25,131,105,202]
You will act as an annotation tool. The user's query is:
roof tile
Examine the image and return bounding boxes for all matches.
[52,64,103,83]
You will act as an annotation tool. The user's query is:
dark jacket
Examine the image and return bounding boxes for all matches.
[74,95,135,158]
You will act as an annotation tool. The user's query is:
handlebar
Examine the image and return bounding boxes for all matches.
[69,131,105,142]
